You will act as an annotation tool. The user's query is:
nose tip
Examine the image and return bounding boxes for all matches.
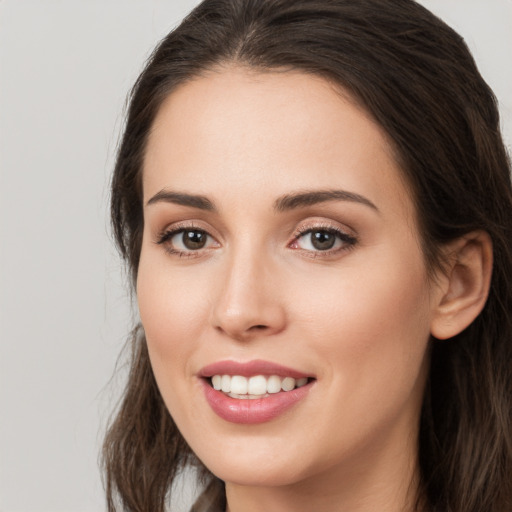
[214,307,285,341]
[211,262,287,341]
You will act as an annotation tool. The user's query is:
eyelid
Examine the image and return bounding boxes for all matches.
[155,220,220,241]
[292,217,356,239]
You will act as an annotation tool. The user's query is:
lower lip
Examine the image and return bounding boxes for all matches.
[201,379,313,424]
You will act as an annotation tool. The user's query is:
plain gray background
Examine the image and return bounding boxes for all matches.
[0,1,510,511]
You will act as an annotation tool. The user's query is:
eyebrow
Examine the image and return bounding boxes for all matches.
[146,190,215,210]
[146,188,378,213]
[273,189,378,212]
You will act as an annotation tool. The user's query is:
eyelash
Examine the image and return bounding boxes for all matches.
[290,225,357,258]
[155,223,357,259]
[156,223,216,258]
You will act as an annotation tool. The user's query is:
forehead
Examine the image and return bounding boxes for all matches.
[143,66,414,221]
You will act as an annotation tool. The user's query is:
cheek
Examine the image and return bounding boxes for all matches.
[136,257,216,435]
[136,250,212,391]
[137,244,210,337]
[287,247,432,402]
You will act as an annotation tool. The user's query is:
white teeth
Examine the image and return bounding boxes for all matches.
[210,374,310,396]
[267,375,282,394]
[248,375,267,395]
[221,374,231,393]
[281,377,295,391]
[212,375,222,390]
[230,375,248,395]
[296,377,308,387]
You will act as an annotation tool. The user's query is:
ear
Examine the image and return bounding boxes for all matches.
[430,231,493,340]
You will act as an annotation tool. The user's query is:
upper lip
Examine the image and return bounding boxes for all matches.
[199,359,314,379]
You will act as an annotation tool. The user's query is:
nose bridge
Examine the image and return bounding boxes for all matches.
[211,237,286,340]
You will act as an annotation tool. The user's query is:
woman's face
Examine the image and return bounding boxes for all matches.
[138,68,438,490]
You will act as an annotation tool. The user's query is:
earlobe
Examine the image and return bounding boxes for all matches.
[430,231,493,340]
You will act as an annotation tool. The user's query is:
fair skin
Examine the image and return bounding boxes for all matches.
[137,67,492,512]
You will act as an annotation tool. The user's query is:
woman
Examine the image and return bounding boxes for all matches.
[103,0,512,511]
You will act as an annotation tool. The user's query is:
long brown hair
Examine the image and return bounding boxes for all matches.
[104,1,512,510]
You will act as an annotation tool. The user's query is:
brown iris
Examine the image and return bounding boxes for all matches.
[310,230,336,250]
[182,230,207,250]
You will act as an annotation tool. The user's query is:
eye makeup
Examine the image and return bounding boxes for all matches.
[154,218,358,260]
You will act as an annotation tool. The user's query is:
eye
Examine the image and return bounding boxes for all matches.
[157,227,218,255]
[176,229,209,250]
[291,227,356,253]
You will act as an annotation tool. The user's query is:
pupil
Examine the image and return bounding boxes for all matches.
[183,230,206,249]
[311,230,335,250]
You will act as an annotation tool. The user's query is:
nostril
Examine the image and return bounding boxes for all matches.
[251,325,268,330]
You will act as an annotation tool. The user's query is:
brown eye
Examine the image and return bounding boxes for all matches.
[310,230,336,250]
[157,227,218,255]
[292,227,357,254]
[182,230,207,250]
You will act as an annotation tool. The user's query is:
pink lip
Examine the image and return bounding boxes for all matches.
[199,360,315,424]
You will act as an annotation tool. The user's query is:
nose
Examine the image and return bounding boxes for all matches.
[211,248,287,341]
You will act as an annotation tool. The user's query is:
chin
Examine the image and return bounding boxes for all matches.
[188,435,317,488]
[207,459,307,488]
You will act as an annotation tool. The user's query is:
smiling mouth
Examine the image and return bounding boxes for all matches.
[200,361,315,423]
[209,374,313,399]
